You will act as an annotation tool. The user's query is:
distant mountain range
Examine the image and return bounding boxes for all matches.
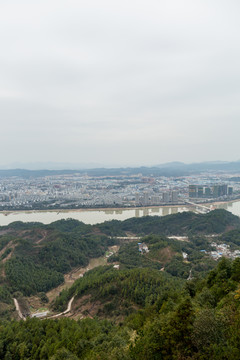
[0,160,240,177]
[156,160,240,172]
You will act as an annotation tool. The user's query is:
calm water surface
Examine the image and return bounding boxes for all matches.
[0,201,239,226]
[215,200,240,215]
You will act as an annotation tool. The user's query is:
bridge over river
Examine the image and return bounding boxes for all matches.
[185,201,211,214]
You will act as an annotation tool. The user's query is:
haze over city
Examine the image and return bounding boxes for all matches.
[1,0,240,168]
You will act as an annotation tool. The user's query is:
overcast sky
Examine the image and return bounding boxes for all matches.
[1,0,240,168]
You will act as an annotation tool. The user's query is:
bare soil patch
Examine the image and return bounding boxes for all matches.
[69,294,98,320]
[36,230,48,244]
[0,229,11,236]
[147,246,175,265]
[27,296,44,313]
[0,241,14,257]
[69,294,139,323]
[46,245,119,303]
[1,246,16,264]
[0,241,17,276]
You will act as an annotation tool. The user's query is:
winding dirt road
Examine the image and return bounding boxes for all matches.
[14,245,119,320]
[13,298,26,321]
[13,296,75,320]
[47,296,75,319]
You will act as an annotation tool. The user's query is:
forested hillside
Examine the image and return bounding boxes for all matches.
[1,258,240,359]
[0,209,237,296]
[98,208,240,235]
[0,209,239,303]
[1,209,240,358]
[0,219,113,306]
[108,233,216,278]
[53,266,183,316]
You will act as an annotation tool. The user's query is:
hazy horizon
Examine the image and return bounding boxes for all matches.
[0,159,240,171]
[1,1,240,166]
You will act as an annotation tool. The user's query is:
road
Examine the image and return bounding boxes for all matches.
[13,298,26,321]
[47,296,75,319]
[14,295,75,320]
[14,245,119,320]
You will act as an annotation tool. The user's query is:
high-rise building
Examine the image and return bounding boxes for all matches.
[163,192,170,203]
[204,187,212,197]
[171,191,178,203]
[135,193,140,206]
[189,185,198,198]
[143,192,149,206]
[212,184,228,198]
[189,184,230,199]
[222,185,228,196]
[151,195,161,205]
[198,186,204,198]
[213,185,220,198]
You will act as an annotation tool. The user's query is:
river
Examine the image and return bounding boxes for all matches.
[0,200,240,226]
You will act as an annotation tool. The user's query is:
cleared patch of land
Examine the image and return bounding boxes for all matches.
[147,246,176,265]
[27,245,119,313]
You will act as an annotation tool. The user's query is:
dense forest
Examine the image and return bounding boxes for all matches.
[1,209,240,358]
[98,208,240,236]
[0,209,237,295]
[0,218,113,310]
[53,266,183,315]
[1,258,240,359]
[0,209,239,303]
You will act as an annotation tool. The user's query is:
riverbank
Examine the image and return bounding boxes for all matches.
[0,197,240,215]
[0,204,188,215]
[1,199,240,227]
[210,198,240,206]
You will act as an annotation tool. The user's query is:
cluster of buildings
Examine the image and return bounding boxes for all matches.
[189,184,233,199]
[135,190,179,206]
[138,242,149,254]
[202,242,240,260]
[0,174,184,210]
[0,171,238,210]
